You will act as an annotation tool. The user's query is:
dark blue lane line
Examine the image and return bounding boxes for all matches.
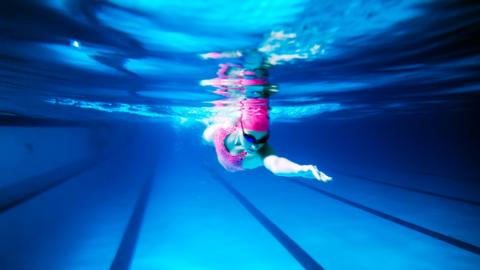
[0,157,100,214]
[291,181,480,256]
[109,161,157,270]
[328,168,480,207]
[207,168,325,270]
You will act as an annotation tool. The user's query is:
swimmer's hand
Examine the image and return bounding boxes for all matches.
[300,165,332,182]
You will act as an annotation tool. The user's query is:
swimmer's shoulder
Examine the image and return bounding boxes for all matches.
[243,144,275,169]
[259,143,276,157]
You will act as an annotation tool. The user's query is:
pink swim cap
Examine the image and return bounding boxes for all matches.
[240,98,269,132]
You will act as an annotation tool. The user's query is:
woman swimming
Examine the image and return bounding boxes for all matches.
[201,56,331,182]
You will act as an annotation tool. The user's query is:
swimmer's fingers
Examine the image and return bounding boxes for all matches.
[310,166,321,180]
[319,171,333,182]
[300,165,332,183]
[312,165,332,183]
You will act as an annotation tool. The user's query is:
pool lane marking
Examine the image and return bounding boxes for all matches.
[291,181,480,256]
[329,168,480,207]
[207,168,325,270]
[109,160,157,270]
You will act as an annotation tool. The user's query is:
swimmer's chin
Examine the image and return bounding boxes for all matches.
[244,148,258,154]
[245,145,264,154]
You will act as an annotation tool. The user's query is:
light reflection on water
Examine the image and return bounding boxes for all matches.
[0,0,478,122]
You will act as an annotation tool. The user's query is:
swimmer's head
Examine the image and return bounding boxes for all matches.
[239,98,270,152]
[241,115,269,132]
[240,98,269,132]
[240,119,269,153]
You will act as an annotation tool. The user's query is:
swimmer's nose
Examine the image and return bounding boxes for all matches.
[251,144,262,151]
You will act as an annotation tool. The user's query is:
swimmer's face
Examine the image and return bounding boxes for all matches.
[241,129,269,153]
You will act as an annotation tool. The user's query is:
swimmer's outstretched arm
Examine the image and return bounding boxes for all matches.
[263,155,332,182]
[261,146,332,182]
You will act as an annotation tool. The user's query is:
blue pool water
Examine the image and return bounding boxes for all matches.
[0,0,479,269]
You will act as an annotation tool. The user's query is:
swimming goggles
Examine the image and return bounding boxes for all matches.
[240,120,269,144]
